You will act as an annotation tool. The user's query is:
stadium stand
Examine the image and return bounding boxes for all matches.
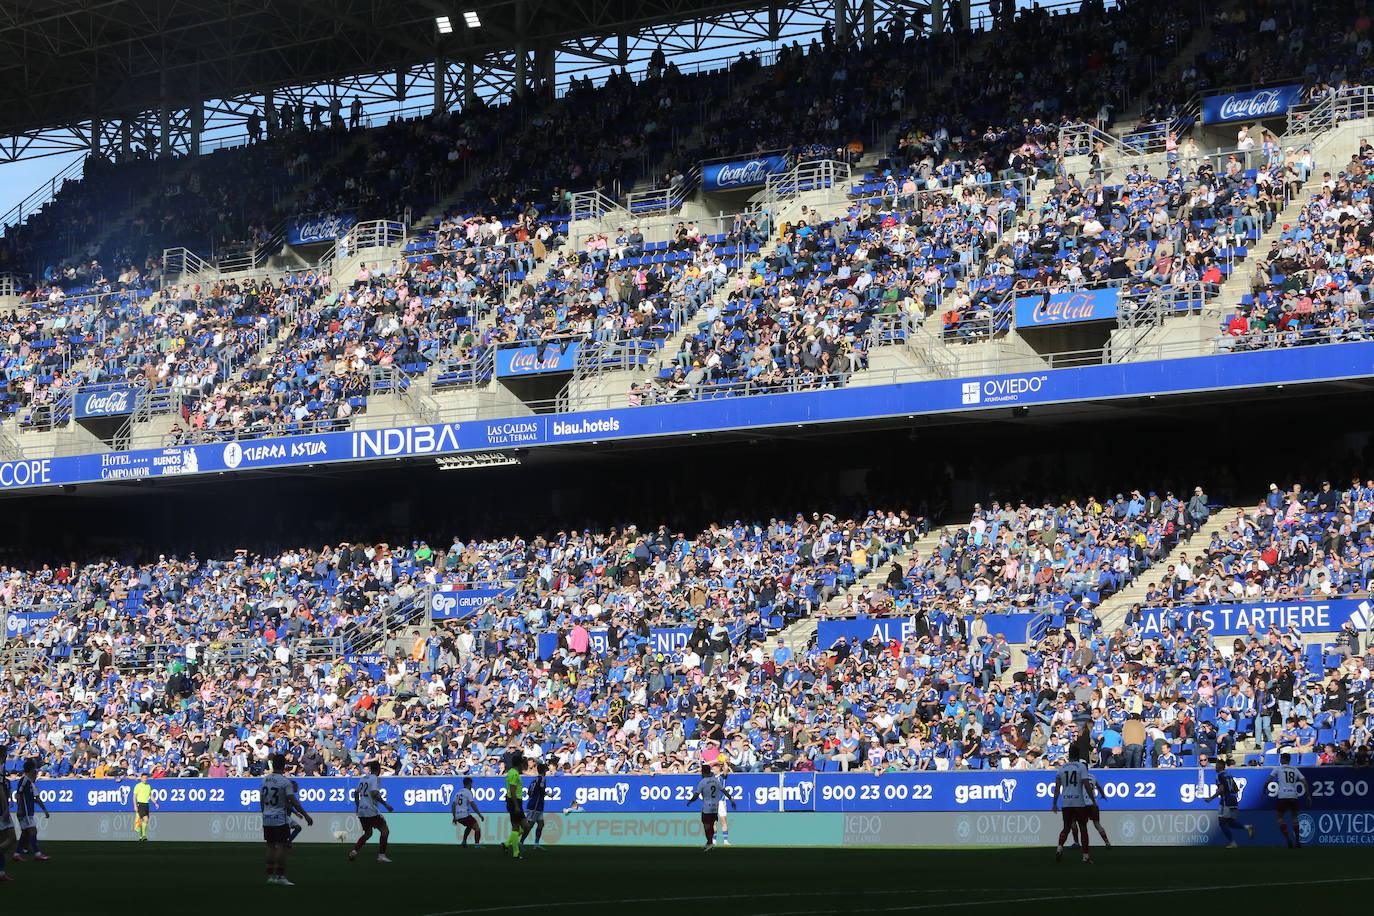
[3,0,1374,788]
[1,478,1368,778]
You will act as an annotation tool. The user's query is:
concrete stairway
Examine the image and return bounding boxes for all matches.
[1095,506,1245,634]
[1213,172,1326,313]
[777,525,950,654]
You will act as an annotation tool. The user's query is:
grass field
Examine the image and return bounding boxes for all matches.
[2,842,1370,914]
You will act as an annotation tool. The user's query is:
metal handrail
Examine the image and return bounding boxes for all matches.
[1059,121,1145,161]
[570,189,624,224]
[15,327,1370,460]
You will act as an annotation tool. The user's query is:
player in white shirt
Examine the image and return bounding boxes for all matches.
[686,764,736,851]
[261,753,312,886]
[1264,753,1310,848]
[450,777,485,847]
[348,760,396,863]
[1051,747,1096,864]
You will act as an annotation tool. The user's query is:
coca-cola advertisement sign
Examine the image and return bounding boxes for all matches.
[1202,84,1303,125]
[494,342,583,377]
[702,155,789,191]
[288,213,359,245]
[74,386,138,419]
[1014,288,1120,328]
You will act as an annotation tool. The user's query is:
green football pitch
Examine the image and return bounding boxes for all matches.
[3,842,1369,914]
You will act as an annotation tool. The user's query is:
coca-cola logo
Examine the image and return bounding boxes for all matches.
[1210,86,1299,123]
[508,349,567,372]
[81,389,134,415]
[293,214,356,242]
[1031,292,1099,324]
[712,158,784,188]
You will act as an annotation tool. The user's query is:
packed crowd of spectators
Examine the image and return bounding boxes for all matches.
[494,221,733,359]
[4,274,319,433]
[1226,148,1374,351]
[1,479,1368,777]
[0,509,921,777]
[1125,479,1374,614]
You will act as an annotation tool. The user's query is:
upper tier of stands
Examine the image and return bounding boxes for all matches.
[0,0,1372,454]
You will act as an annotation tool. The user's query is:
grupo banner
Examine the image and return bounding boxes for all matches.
[428,588,514,620]
[5,609,55,638]
[21,769,1370,815]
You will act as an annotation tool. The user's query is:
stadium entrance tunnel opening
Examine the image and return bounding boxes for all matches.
[500,370,572,413]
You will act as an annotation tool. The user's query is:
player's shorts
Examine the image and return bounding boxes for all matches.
[0,817,13,833]
[1218,806,1238,821]
[506,799,525,827]
[16,815,34,831]
[359,815,388,830]
[1083,804,1101,821]
[263,823,290,844]
[136,803,150,818]
[457,815,479,829]
[701,812,719,826]
[1276,798,1300,814]
[1060,806,1080,828]
[527,810,545,823]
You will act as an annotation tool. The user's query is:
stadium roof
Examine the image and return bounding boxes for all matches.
[0,0,825,138]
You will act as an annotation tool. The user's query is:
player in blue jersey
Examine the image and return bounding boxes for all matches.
[520,761,550,850]
[1204,759,1255,848]
[0,748,16,881]
[10,760,50,862]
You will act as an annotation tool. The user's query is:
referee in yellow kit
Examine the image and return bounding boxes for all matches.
[132,775,157,841]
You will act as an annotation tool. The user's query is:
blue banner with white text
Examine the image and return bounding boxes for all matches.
[818,613,1036,648]
[288,213,358,245]
[1202,85,1304,125]
[16,769,1369,816]
[73,386,138,420]
[2,342,1374,492]
[494,342,583,377]
[1136,598,1371,637]
[1015,288,1119,328]
[702,156,789,191]
[5,610,55,638]
[428,588,514,620]
[535,627,692,659]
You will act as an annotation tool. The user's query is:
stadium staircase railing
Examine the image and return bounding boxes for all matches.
[757,158,852,224]
[570,189,624,224]
[624,165,702,218]
[1283,86,1374,147]
[162,247,213,283]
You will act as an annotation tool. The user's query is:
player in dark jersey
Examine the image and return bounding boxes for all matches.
[1205,759,1255,848]
[11,760,49,862]
[503,751,532,859]
[0,748,16,881]
[520,761,550,850]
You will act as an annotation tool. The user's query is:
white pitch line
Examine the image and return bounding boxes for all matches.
[418,876,1374,916]
[415,888,1069,916]
[753,876,1374,916]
